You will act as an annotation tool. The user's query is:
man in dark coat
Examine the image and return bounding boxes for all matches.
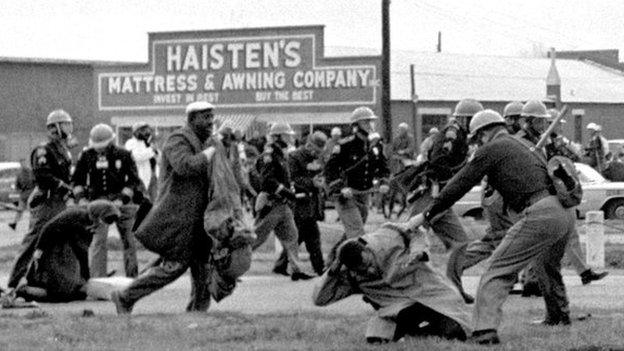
[110,101,218,314]
[273,131,328,276]
[16,200,120,302]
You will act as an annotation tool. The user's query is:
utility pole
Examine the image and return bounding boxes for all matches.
[381,0,392,143]
[437,31,442,53]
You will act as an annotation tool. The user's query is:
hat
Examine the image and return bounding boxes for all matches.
[586,122,601,131]
[185,101,215,114]
[132,121,150,134]
[89,124,116,149]
[428,127,439,135]
[330,127,342,137]
[398,122,408,130]
[308,131,328,149]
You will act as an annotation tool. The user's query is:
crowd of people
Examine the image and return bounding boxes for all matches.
[1,97,618,346]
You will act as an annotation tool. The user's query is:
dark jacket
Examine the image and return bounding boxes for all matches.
[255,142,292,201]
[72,144,142,201]
[325,133,389,191]
[30,138,72,193]
[27,207,93,302]
[134,126,211,263]
[425,130,550,220]
[289,146,323,221]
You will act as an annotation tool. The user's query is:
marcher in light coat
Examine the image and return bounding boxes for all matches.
[313,223,471,344]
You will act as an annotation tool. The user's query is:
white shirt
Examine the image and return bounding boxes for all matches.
[124,137,158,189]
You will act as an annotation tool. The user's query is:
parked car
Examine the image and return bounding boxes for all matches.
[608,139,624,157]
[453,162,624,220]
[0,162,21,209]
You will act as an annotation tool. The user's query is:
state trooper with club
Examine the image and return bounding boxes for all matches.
[402,109,577,345]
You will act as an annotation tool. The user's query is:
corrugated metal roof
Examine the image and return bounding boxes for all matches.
[326,47,624,103]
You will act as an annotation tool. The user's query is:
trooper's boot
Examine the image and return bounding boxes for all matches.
[581,269,608,285]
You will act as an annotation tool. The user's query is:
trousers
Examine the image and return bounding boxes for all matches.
[89,203,139,278]
[253,203,307,274]
[409,191,469,250]
[274,217,324,275]
[8,194,66,288]
[473,196,575,330]
[117,257,211,312]
[335,193,369,239]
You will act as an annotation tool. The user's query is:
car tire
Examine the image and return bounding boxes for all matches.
[604,199,624,220]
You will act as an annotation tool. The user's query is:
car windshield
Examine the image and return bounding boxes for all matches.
[575,162,606,184]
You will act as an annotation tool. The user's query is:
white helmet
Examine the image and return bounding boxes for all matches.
[350,106,378,123]
[469,109,506,137]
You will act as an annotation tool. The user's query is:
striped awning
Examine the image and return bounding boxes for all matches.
[215,114,257,133]
[257,112,352,125]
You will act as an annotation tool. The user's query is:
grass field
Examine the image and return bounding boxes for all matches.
[1,307,624,350]
[0,210,624,350]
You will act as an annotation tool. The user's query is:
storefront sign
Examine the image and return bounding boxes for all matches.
[97,26,380,111]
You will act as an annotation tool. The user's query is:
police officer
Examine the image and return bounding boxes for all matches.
[407,99,482,252]
[502,101,524,135]
[273,131,328,276]
[519,102,607,295]
[253,122,313,281]
[325,106,389,239]
[7,109,74,290]
[72,124,143,278]
[404,110,577,344]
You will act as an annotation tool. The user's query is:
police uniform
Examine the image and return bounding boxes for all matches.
[72,144,142,278]
[252,141,311,278]
[408,121,470,251]
[325,133,389,238]
[423,128,576,334]
[273,146,325,275]
[7,138,72,289]
[518,128,602,291]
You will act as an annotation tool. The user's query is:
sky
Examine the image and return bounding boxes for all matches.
[1,0,623,62]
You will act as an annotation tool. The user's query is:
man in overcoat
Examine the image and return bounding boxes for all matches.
[111,101,218,314]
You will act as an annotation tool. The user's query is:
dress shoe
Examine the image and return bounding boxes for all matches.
[272,267,289,277]
[581,269,608,285]
[469,329,500,345]
[531,313,571,326]
[291,272,314,281]
[110,290,133,315]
